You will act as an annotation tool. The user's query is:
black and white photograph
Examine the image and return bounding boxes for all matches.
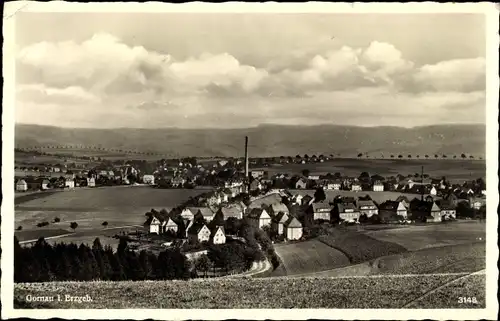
[1,1,498,319]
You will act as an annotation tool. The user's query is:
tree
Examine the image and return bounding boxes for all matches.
[390,155,395,158]
[53,217,61,223]
[357,153,363,158]
[408,154,412,158]
[195,254,211,278]
[70,222,78,231]
[435,154,439,159]
[398,155,403,159]
[17,226,23,231]
[102,221,109,228]
[461,153,467,159]
[425,155,429,159]
[314,187,326,203]
[301,169,310,177]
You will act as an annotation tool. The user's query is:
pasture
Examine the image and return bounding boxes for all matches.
[14,273,485,309]
[14,186,208,247]
[252,158,485,182]
[272,239,350,276]
[365,221,486,251]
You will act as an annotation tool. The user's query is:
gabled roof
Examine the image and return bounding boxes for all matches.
[16,179,27,184]
[271,203,289,214]
[210,225,225,236]
[357,200,377,208]
[337,203,358,213]
[196,207,215,218]
[379,200,399,211]
[188,223,208,235]
[219,206,242,219]
[285,216,302,228]
[274,212,289,223]
[248,208,270,219]
[312,201,332,211]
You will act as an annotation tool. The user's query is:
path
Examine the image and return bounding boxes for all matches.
[221,260,272,279]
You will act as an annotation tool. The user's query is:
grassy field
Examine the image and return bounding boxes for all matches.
[317,228,408,264]
[14,273,484,309]
[272,240,350,276]
[14,186,208,247]
[253,159,485,182]
[365,221,486,251]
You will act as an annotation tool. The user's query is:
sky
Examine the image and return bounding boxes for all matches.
[14,12,487,128]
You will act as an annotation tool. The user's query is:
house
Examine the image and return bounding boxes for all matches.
[249,179,263,192]
[295,178,308,189]
[143,174,155,185]
[188,223,211,243]
[307,174,321,181]
[171,177,186,187]
[210,226,226,244]
[250,170,266,179]
[351,183,362,192]
[144,214,165,234]
[180,208,196,220]
[284,216,303,240]
[247,208,272,229]
[410,200,442,222]
[41,179,50,190]
[225,179,244,188]
[437,200,456,220]
[26,178,42,191]
[217,206,244,220]
[378,201,408,222]
[373,181,384,192]
[87,177,96,187]
[301,194,314,206]
[291,194,303,205]
[336,203,360,222]
[193,207,215,222]
[395,196,410,209]
[65,179,75,189]
[310,201,332,221]
[430,186,437,196]
[326,180,342,190]
[218,160,229,167]
[272,212,290,235]
[269,203,290,217]
[357,200,378,217]
[16,179,28,192]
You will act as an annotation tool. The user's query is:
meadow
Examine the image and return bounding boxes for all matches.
[14,186,209,246]
[14,274,484,309]
[253,158,485,182]
[272,240,350,276]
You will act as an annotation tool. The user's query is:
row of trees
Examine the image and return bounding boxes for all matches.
[357,153,481,160]
[14,237,191,283]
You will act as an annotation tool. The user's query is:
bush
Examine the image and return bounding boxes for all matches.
[53,217,61,223]
[36,221,50,228]
[17,226,23,231]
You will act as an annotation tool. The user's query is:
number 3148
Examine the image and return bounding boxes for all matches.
[458,297,478,304]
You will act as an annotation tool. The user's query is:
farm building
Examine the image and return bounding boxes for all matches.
[284,217,303,240]
[210,226,226,244]
[310,201,332,221]
[188,223,211,243]
[16,179,28,192]
[373,181,384,192]
[295,178,307,189]
[217,206,243,220]
[336,203,360,222]
[247,208,272,229]
[143,174,155,185]
[357,200,378,217]
[272,212,290,235]
[193,207,215,222]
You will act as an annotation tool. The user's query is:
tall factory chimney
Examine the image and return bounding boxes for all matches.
[244,136,249,180]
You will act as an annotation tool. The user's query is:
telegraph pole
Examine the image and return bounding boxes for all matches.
[421,165,424,201]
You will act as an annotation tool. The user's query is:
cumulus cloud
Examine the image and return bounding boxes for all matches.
[15,32,486,128]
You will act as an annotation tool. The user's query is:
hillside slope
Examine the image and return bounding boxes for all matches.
[15,123,486,158]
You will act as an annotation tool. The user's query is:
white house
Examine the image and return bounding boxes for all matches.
[373,181,384,192]
[41,179,50,190]
[145,215,165,234]
[188,224,211,243]
[291,194,303,205]
[180,208,196,220]
[87,177,96,187]
[284,217,303,240]
[272,212,289,235]
[351,183,362,192]
[65,179,75,189]
[210,226,226,244]
[16,179,28,192]
[430,186,437,196]
[143,174,155,185]
[326,181,342,190]
[337,203,360,222]
[248,208,272,229]
[357,200,378,217]
[164,218,179,233]
[311,201,332,221]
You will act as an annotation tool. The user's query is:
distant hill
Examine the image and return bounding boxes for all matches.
[14,123,486,158]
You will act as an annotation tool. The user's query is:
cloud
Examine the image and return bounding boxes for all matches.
[15,33,486,128]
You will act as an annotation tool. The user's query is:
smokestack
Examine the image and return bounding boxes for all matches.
[244,136,249,179]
